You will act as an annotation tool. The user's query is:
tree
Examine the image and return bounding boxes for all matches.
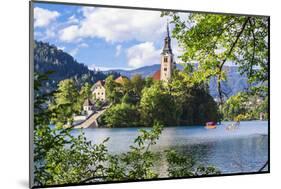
[79,82,92,101]
[103,103,140,127]
[49,79,80,126]
[104,122,163,181]
[140,82,179,126]
[130,74,146,100]
[34,72,94,185]
[169,70,219,125]
[165,149,220,177]
[222,92,248,121]
[162,13,269,104]
[222,92,267,121]
[105,75,123,103]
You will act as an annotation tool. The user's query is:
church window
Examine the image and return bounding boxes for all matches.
[164,68,167,71]
[164,57,168,62]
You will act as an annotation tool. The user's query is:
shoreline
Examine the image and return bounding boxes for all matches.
[73,120,269,129]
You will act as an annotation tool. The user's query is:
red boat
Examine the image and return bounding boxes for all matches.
[205,122,217,129]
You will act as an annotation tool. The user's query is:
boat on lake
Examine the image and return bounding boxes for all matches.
[205,121,217,129]
[226,121,240,131]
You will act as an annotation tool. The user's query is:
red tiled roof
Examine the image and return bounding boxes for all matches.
[152,70,161,80]
[115,76,129,85]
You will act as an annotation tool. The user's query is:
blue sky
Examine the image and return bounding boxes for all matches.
[33,2,186,71]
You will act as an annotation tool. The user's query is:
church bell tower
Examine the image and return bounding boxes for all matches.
[160,23,174,82]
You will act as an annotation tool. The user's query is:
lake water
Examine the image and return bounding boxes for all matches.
[71,121,268,176]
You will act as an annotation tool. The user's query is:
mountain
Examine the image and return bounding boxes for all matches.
[107,64,249,98]
[105,64,186,78]
[104,64,161,78]
[209,67,249,98]
[34,41,119,92]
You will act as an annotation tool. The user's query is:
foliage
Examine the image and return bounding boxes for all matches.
[162,12,269,103]
[102,69,220,127]
[140,82,179,126]
[48,79,81,127]
[79,82,92,101]
[169,70,219,125]
[103,103,140,127]
[34,72,75,185]
[129,74,146,101]
[94,99,103,110]
[222,92,267,121]
[105,122,163,181]
[165,150,220,177]
[105,75,123,103]
[43,133,109,185]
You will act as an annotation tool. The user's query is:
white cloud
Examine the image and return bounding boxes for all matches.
[78,42,89,48]
[69,42,89,57]
[115,45,122,57]
[69,48,79,57]
[57,46,65,51]
[67,15,79,24]
[89,64,131,71]
[59,8,168,43]
[126,42,161,68]
[34,7,60,28]
[59,25,80,42]
[45,28,56,38]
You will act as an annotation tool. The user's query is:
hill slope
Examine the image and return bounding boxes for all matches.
[34,41,109,83]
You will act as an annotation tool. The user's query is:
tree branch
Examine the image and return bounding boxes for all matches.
[249,18,256,79]
[219,17,251,71]
[217,17,250,104]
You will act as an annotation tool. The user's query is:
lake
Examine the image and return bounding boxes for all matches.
[71,121,268,177]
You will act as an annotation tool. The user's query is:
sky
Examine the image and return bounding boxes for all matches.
[33,2,188,71]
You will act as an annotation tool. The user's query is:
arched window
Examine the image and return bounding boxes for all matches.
[164,57,168,62]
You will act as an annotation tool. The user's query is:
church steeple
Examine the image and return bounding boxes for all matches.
[160,22,174,82]
[162,22,173,55]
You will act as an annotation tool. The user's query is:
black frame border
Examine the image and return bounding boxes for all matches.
[29,0,270,188]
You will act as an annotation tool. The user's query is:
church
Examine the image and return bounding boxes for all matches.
[152,23,176,82]
[91,23,175,102]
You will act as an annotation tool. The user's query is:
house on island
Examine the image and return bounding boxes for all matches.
[152,23,176,82]
[83,98,95,115]
[92,80,106,101]
[73,98,95,123]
